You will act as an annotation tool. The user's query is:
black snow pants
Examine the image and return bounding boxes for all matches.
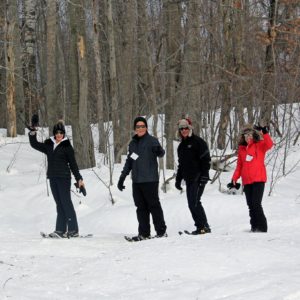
[243,182,268,232]
[186,180,209,230]
[132,182,167,237]
[49,177,78,233]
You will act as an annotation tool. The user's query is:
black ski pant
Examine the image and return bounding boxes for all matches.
[243,182,267,232]
[132,182,167,237]
[49,177,78,233]
[186,180,209,230]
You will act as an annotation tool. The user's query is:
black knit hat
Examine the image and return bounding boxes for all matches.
[53,121,66,136]
[133,116,148,129]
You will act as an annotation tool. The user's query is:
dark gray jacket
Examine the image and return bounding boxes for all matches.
[121,132,165,183]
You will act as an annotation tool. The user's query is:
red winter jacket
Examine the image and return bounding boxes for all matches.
[232,133,273,185]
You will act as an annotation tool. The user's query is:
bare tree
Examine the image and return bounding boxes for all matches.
[90,0,106,154]
[261,0,278,125]
[106,0,121,163]
[117,0,138,148]
[5,0,20,137]
[69,0,95,169]
[137,0,159,135]
[23,0,38,123]
[162,0,183,169]
[0,1,7,128]
[46,0,59,125]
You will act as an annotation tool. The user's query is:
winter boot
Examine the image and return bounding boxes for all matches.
[130,235,151,242]
[155,232,168,238]
[191,226,211,235]
[64,231,79,238]
[49,231,65,238]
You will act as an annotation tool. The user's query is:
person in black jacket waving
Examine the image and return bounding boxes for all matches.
[175,118,211,235]
[117,117,167,241]
[29,120,84,238]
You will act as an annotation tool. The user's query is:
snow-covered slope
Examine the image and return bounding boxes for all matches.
[0,131,300,300]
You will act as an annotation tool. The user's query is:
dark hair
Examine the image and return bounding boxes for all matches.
[133,116,148,129]
[53,121,66,136]
[238,127,262,146]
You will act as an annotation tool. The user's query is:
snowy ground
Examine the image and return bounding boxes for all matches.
[1,131,300,300]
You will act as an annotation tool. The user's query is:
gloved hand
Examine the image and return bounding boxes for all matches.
[117,176,126,191]
[261,126,269,134]
[199,176,209,186]
[152,145,164,157]
[227,180,241,190]
[175,179,182,191]
[27,114,39,132]
[254,124,269,134]
[74,181,87,196]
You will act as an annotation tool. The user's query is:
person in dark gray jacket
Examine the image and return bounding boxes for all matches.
[117,117,167,241]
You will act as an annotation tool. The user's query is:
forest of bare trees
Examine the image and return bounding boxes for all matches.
[1,0,299,172]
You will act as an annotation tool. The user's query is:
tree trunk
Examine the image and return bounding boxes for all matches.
[163,0,182,169]
[106,0,120,163]
[69,0,95,169]
[46,0,59,125]
[5,1,24,137]
[0,1,6,128]
[90,0,106,154]
[217,1,233,150]
[137,0,159,136]
[34,0,47,127]
[116,0,138,159]
[181,2,202,128]
[261,0,278,125]
[23,0,38,124]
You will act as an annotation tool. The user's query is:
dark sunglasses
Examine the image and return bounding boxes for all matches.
[135,125,146,129]
[179,127,189,131]
[55,130,64,135]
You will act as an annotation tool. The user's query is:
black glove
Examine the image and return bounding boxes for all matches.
[117,176,126,191]
[261,126,269,134]
[74,182,87,196]
[152,145,164,156]
[227,180,241,190]
[199,176,209,186]
[175,179,182,191]
[254,124,269,134]
[27,114,39,131]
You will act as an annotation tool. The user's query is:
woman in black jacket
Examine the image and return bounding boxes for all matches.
[29,121,84,238]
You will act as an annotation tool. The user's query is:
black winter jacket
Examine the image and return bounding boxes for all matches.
[177,134,211,182]
[121,132,164,183]
[29,133,82,181]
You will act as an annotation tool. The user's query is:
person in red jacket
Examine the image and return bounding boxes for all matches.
[231,124,273,232]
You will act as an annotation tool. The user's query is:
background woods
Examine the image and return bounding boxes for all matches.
[0,0,299,171]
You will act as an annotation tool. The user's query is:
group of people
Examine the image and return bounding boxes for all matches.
[29,116,273,239]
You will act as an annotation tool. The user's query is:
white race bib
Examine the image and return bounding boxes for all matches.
[246,154,253,162]
[130,152,139,160]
